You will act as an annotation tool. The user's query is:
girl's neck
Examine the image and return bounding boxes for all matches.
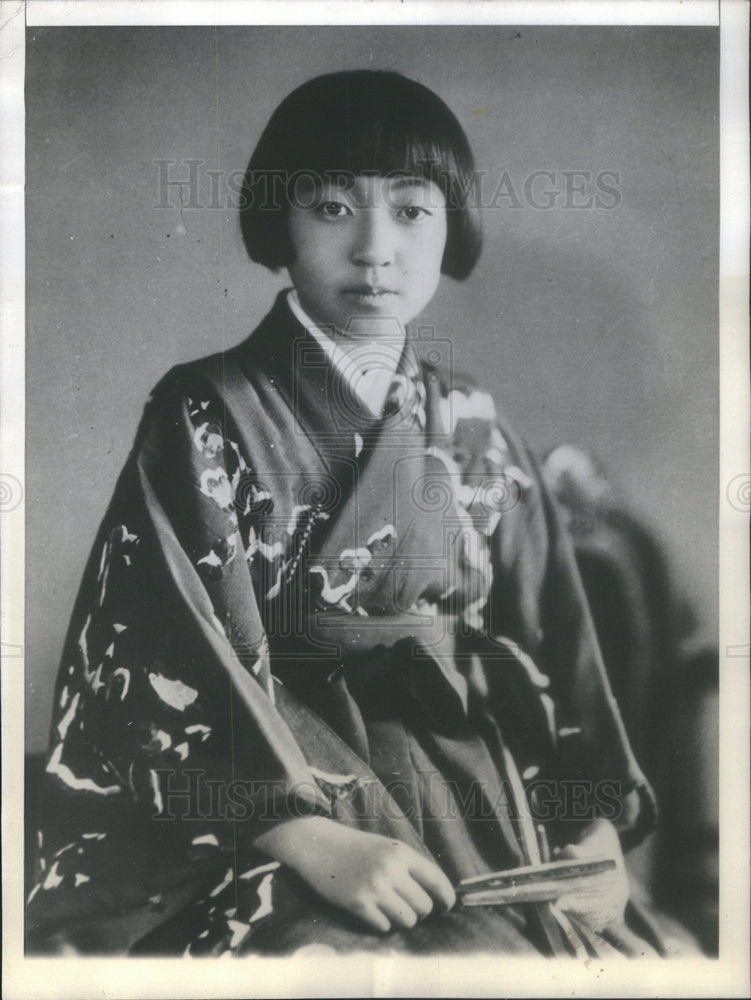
[287,289,406,418]
[288,289,406,359]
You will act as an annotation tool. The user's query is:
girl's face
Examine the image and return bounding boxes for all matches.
[287,174,447,340]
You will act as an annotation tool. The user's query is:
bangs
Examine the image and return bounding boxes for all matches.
[241,70,482,280]
[279,110,468,202]
[253,70,474,205]
[296,130,457,191]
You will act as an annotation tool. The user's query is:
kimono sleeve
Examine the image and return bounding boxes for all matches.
[485,421,657,850]
[40,369,331,854]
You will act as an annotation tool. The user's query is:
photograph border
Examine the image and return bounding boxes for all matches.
[2,1,748,996]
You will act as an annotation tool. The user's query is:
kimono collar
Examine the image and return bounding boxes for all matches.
[237,291,425,446]
[286,290,405,419]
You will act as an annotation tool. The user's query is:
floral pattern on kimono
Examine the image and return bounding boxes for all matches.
[27,291,658,957]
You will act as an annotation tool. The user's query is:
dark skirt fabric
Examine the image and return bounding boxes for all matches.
[27,678,696,959]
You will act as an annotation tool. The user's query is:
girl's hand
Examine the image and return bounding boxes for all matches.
[553,818,630,932]
[254,816,456,934]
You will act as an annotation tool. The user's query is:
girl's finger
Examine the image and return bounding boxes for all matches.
[557,843,582,859]
[353,898,392,934]
[376,889,419,930]
[394,878,435,919]
[407,854,456,911]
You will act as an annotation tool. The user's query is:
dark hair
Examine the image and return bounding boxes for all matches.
[240,70,482,281]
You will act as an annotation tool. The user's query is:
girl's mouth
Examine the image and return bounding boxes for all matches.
[342,286,397,307]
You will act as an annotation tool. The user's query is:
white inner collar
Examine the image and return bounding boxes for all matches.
[287,289,405,418]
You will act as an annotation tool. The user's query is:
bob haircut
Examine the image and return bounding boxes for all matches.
[240,70,482,281]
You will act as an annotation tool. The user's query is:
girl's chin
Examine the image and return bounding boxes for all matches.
[338,314,407,341]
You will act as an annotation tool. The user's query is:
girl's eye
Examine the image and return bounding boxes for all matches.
[398,205,430,221]
[317,201,351,219]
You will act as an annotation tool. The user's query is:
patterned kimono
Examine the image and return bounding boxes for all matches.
[27,291,671,957]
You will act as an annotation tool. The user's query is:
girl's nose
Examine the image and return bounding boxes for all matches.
[351,211,395,268]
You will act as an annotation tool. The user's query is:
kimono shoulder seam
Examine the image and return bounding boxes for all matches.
[144,357,246,420]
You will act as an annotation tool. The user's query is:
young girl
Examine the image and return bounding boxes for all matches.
[27,70,685,957]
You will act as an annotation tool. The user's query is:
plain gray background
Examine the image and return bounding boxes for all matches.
[25,25,718,752]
